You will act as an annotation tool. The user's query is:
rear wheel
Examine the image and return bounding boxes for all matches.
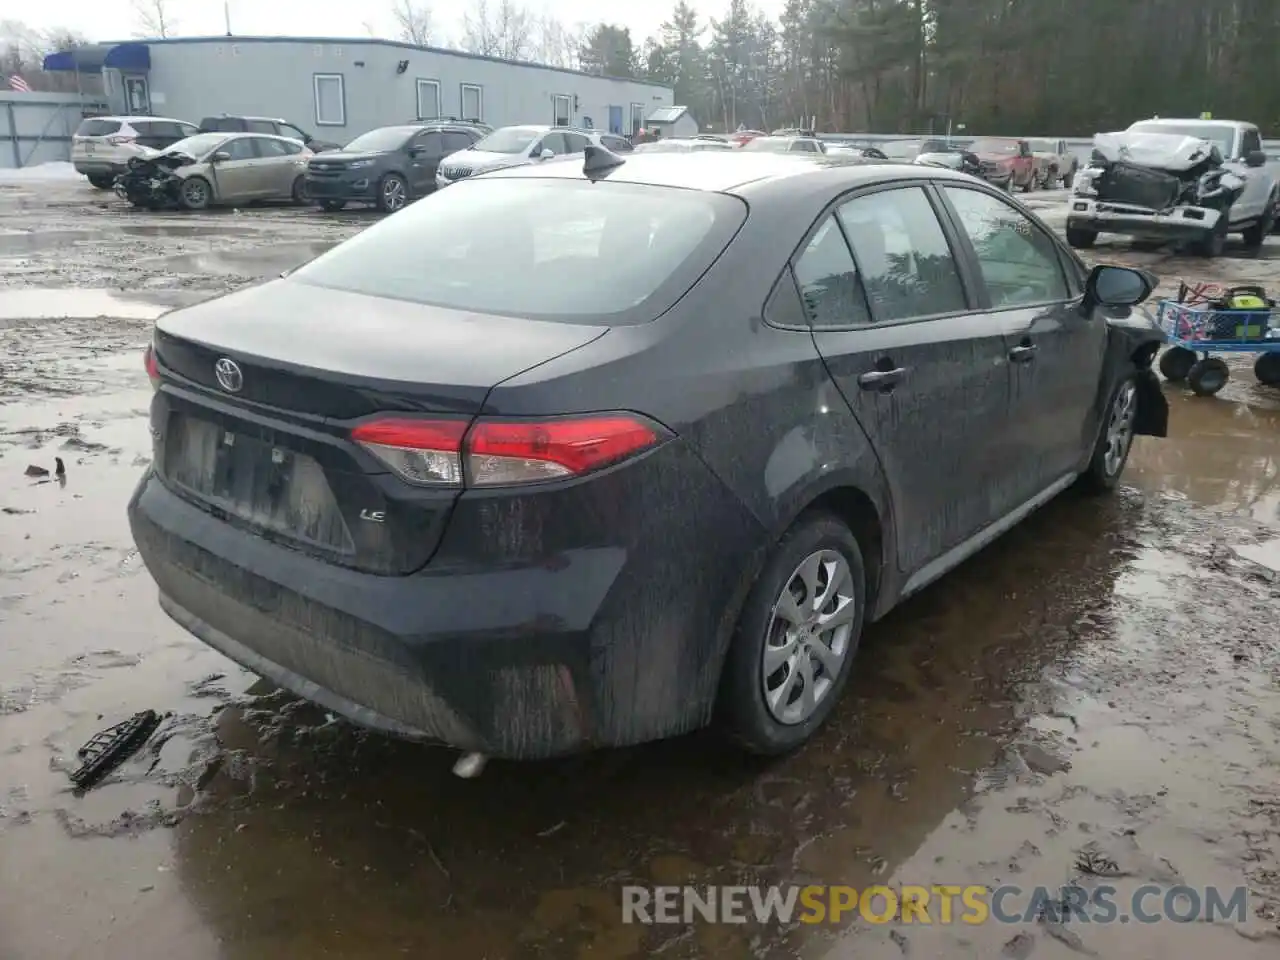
[1062,169,1075,190]
[1254,352,1280,386]
[1066,224,1098,249]
[1188,357,1229,396]
[718,513,866,756]
[1079,375,1138,493]
[87,174,114,189]
[179,176,211,211]
[1158,346,1197,382]
[1021,172,1035,192]
[318,199,346,212]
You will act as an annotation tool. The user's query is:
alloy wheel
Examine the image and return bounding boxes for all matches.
[182,180,208,207]
[382,177,406,211]
[761,549,858,725]
[1103,380,1137,476]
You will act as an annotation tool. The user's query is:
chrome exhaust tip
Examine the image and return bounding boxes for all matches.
[452,751,488,779]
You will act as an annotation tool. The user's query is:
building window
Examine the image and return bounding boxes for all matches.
[313,73,346,126]
[461,83,483,120]
[416,79,441,119]
[552,94,571,127]
[630,102,644,135]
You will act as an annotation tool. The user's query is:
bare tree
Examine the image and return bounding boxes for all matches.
[392,0,433,46]
[462,0,532,60]
[531,15,582,69]
[132,0,176,39]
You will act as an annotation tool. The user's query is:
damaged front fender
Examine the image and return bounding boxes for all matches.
[1102,307,1168,437]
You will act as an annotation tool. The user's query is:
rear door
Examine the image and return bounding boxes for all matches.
[805,184,1016,574]
[252,137,304,197]
[408,130,445,194]
[936,184,1105,504]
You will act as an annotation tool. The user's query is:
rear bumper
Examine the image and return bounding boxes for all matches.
[305,175,378,202]
[74,160,124,175]
[1067,197,1222,238]
[127,441,764,759]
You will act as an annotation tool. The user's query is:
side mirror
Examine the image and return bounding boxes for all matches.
[539,148,555,160]
[1085,264,1155,308]
[1245,150,1267,168]
[211,151,231,163]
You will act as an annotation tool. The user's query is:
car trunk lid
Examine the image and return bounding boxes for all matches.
[151,279,608,574]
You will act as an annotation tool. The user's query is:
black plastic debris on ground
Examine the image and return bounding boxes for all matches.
[69,710,162,792]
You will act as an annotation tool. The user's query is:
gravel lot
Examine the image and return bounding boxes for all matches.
[1,170,1279,960]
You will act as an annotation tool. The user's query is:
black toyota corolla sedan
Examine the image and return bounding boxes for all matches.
[129,148,1168,768]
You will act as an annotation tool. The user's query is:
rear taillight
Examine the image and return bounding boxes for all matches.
[143,344,160,389]
[351,414,669,488]
[106,135,136,146]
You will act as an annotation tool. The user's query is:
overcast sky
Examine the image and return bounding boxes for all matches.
[18,0,787,52]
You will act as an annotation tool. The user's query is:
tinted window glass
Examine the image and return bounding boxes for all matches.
[221,137,258,161]
[246,119,277,134]
[179,123,201,139]
[540,132,568,154]
[200,117,241,132]
[793,215,872,327]
[346,127,415,152]
[76,119,122,136]
[943,187,1068,308]
[291,179,746,325]
[602,135,633,152]
[1241,128,1262,156]
[131,121,155,136]
[836,188,967,322]
[562,132,590,153]
[442,131,474,152]
[280,123,310,142]
[255,137,293,157]
[414,132,445,156]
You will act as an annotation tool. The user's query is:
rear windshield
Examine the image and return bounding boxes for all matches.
[291,178,746,325]
[970,139,1018,154]
[76,119,122,136]
[880,140,921,158]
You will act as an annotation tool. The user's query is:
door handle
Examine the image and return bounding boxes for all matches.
[1009,344,1038,363]
[857,367,907,390]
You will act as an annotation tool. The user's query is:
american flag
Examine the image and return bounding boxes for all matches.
[8,75,32,93]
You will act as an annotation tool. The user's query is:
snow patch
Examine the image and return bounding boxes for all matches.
[0,162,83,183]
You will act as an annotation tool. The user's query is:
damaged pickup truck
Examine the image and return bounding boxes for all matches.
[1068,118,1278,257]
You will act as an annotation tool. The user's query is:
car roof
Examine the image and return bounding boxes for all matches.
[96,115,191,124]
[1131,118,1245,129]
[484,151,977,196]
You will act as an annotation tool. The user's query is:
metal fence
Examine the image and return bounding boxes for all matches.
[1,93,109,169]
[821,132,1280,164]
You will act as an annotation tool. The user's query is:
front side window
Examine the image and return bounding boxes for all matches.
[220,137,258,161]
[836,187,968,322]
[290,179,746,325]
[793,215,871,328]
[442,131,475,152]
[539,132,568,155]
[561,132,590,154]
[943,187,1069,308]
[1241,128,1262,158]
[314,74,346,126]
[412,132,445,156]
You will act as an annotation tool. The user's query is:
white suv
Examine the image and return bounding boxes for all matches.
[71,116,200,188]
[436,126,633,188]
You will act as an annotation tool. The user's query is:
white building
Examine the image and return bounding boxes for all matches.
[645,106,698,138]
[42,37,674,142]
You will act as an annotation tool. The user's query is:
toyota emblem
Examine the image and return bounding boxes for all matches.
[214,358,244,393]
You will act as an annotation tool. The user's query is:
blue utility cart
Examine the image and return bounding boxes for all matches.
[1155,281,1280,395]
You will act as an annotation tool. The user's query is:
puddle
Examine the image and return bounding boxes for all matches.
[0,288,209,322]
[0,224,260,256]
[152,241,336,278]
[1234,537,1280,573]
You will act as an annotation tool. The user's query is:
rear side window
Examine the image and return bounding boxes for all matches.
[291,178,747,325]
[200,117,241,132]
[255,137,294,157]
[76,119,121,137]
[793,216,871,327]
[247,119,278,134]
[836,188,968,322]
[441,131,473,152]
[602,135,633,152]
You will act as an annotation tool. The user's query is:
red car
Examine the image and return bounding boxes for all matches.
[968,137,1037,192]
[730,129,767,147]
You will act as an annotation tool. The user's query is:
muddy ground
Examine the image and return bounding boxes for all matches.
[1,174,1280,960]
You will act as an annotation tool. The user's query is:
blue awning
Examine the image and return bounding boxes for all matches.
[43,42,150,73]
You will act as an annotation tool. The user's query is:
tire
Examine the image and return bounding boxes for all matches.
[1020,173,1034,193]
[1066,225,1098,249]
[1078,375,1139,494]
[179,176,212,211]
[717,512,866,756]
[1005,176,1016,194]
[1158,346,1197,382]
[1242,203,1276,249]
[319,199,346,212]
[1188,357,1229,396]
[1063,169,1075,190]
[1254,352,1280,386]
[291,175,309,205]
[87,174,114,189]
[376,173,409,213]
[1193,215,1228,258]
